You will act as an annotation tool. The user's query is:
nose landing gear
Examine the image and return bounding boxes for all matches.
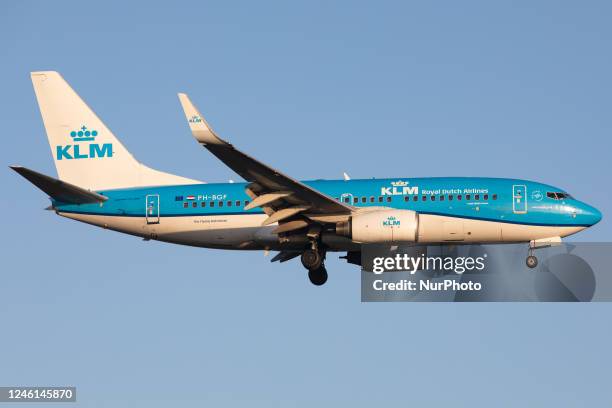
[526,243,539,269]
[525,237,562,269]
[526,253,538,268]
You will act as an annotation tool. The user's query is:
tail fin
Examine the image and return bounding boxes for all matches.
[30,71,200,190]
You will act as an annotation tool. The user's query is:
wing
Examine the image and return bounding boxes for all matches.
[177,93,352,233]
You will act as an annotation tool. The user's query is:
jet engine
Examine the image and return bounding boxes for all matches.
[336,210,419,243]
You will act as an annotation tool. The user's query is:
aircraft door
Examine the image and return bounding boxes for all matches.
[340,193,354,205]
[146,194,160,224]
[512,185,527,214]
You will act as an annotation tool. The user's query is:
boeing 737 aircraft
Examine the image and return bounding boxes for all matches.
[12,71,602,285]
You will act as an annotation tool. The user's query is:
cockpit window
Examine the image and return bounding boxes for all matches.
[547,192,573,200]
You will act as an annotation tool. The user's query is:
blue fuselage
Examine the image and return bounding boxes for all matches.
[55,177,601,228]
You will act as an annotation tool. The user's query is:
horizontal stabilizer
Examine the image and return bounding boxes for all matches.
[10,166,108,204]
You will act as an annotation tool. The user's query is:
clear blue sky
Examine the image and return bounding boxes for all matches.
[1,1,611,406]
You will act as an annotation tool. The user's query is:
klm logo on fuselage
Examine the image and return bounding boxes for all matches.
[56,126,113,160]
[381,180,418,196]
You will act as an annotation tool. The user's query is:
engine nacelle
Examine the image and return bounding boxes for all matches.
[336,210,419,243]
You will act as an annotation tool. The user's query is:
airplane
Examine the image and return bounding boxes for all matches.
[11,71,602,285]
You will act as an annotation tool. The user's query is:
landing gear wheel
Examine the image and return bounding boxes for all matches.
[526,255,538,269]
[308,266,328,286]
[301,249,323,270]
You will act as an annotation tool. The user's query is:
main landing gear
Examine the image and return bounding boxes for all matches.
[308,266,328,286]
[301,246,327,286]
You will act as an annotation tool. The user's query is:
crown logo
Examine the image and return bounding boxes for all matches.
[70,125,98,142]
[391,180,408,187]
[189,115,203,123]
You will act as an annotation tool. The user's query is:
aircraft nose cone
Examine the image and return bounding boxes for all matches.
[592,207,602,225]
[583,203,602,226]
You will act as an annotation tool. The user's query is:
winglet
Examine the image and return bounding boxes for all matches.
[177,93,226,145]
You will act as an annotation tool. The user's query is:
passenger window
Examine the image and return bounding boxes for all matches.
[431,196,436,201]
[201,202,206,207]
[475,194,479,200]
[422,196,427,201]
[183,202,188,208]
[466,194,471,200]
[404,196,409,202]
[484,194,488,200]
[344,197,350,203]
[210,201,215,207]
[192,202,197,208]
[378,196,384,203]
[370,196,375,203]
[361,197,367,203]
[440,195,444,201]
[244,200,249,207]
[413,196,418,202]
[449,195,453,201]
[219,201,224,207]
[492,194,497,200]
[227,201,232,207]
[457,195,462,200]
[353,197,358,204]
[386,196,392,202]
[235,200,241,206]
